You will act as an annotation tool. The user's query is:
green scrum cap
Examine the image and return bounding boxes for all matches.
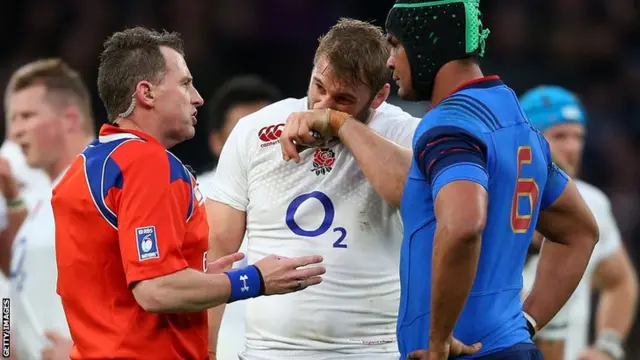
[386,0,490,100]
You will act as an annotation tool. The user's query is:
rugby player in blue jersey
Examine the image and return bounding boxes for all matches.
[383,0,599,359]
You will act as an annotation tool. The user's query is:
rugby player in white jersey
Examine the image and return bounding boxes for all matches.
[0,79,50,351]
[206,19,420,360]
[5,58,96,360]
[519,86,638,360]
[200,75,281,360]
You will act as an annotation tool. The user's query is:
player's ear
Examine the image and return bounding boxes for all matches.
[371,83,391,109]
[135,81,155,109]
[60,105,81,133]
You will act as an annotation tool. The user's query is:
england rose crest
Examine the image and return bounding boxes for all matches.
[311,148,335,175]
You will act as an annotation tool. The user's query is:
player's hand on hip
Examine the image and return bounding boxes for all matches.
[205,252,245,274]
[449,337,482,357]
[41,330,73,360]
[280,109,349,162]
[407,337,481,360]
[254,254,325,295]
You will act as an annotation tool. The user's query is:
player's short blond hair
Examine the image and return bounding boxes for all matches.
[314,18,392,98]
[4,58,95,134]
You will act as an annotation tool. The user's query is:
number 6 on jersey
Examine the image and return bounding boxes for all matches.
[286,191,348,248]
[511,146,540,233]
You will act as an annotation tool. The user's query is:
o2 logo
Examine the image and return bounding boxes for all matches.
[285,191,347,248]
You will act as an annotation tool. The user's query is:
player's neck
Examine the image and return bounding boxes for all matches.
[47,133,94,182]
[115,115,174,148]
[430,60,484,107]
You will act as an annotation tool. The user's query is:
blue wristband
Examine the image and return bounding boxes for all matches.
[224,265,263,303]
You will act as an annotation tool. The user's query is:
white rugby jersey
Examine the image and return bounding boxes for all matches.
[523,180,622,360]
[208,97,419,359]
[10,174,69,360]
[0,140,50,352]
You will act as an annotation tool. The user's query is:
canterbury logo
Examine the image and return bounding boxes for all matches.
[258,123,284,142]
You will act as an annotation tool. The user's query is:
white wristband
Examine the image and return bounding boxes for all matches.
[595,330,625,360]
[523,311,538,335]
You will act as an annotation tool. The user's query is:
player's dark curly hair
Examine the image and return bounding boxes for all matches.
[207,75,281,135]
[97,27,184,121]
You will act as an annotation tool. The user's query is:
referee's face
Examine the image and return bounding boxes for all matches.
[154,46,204,146]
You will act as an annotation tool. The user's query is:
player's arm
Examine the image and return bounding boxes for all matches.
[532,284,571,360]
[201,116,253,356]
[334,115,413,207]
[415,125,489,356]
[588,209,638,360]
[593,249,638,337]
[280,108,413,207]
[0,157,27,275]
[115,145,242,313]
[205,199,246,357]
[586,248,637,360]
[523,170,599,332]
[0,200,27,276]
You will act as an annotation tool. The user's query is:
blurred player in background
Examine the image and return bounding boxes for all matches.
[282,1,599,359]
[207,18,419,360]
[0,112,49,306]
[52,27,324,360]
[198,75,281,192]
[200,75,281,360]
[4,58,94,360]
[520,85,638,360]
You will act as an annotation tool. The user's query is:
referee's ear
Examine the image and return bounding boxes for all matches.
[371,83,391,110]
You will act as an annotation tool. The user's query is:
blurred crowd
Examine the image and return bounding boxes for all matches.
[0,0,638,357]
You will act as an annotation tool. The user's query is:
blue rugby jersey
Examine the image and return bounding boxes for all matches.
[397,77,569,358]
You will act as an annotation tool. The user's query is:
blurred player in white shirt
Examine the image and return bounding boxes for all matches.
[199,75,281,197]
[207,19,419,360]
[519,86,638,360]
[5,59,96,360]
[199,75,281,360]
[0,98,50,327]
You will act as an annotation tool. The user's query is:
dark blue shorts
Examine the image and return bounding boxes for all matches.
[475,343,542,360]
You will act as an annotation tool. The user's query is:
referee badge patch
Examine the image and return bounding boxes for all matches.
[135,226,159,261]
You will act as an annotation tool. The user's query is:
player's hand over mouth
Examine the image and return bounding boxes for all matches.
[280,109,350,162]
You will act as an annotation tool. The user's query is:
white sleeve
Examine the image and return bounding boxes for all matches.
[386,116,420,148]
[207,121,250,212]
[0,193,7,231]
[536,300,571,341]
[591,199,622,264]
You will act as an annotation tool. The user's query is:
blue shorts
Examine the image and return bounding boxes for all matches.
[474,343,542,360]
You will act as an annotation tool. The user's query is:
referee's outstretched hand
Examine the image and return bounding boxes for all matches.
[255,254,326,295]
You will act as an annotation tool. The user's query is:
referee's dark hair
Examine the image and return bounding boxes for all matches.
[207,75,281,135]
